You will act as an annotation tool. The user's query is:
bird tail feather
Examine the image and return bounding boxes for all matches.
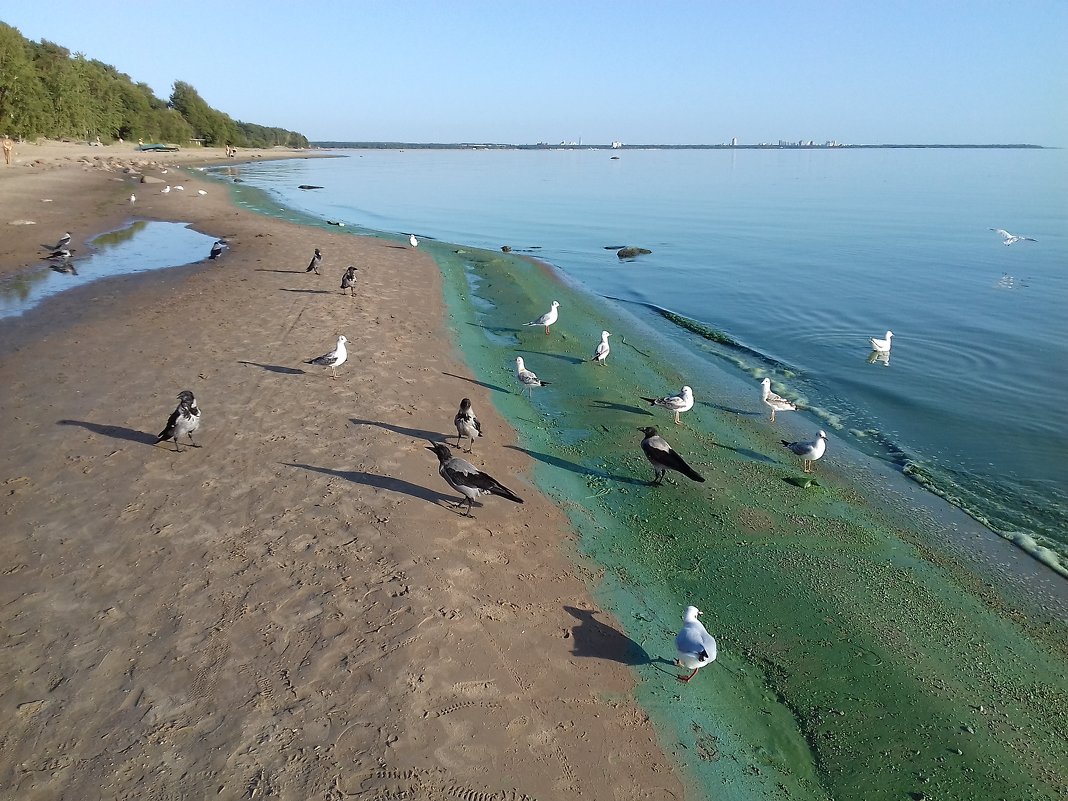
[640,396,657,405]
[681,464,705,483]
[492,485,524,504]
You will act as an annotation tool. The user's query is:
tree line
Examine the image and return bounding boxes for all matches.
[0,22,308,148]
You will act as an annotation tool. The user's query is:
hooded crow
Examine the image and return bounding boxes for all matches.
[453,398,483,452]
[340,265,357,296]
[638,426,705,486]
[306,248,322,274]
[426,441,523,516]
[157,390,202,452]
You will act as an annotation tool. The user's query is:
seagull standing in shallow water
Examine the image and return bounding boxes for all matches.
[638,427,705,486]
[304,335,348,378]
[306,248,322,274]
[640,385,694,426]
[426,441,523,516]
[157,390,202,452]
[869,330,893,353]
[760,377,796,422]
[515,356,550,397]
[590,330,611,365]
[675,606,717,683]
[990,228,1036,246]
[524,300,560,335]
[782,430,827,473]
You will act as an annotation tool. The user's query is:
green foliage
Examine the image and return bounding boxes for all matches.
[0,21,306,147]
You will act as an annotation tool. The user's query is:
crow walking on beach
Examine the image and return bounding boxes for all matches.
[306,248,322,274]
[638,426,705,486]
[157,390,202,452]
[426,441,523,516]
[453,398,483,452]
[340,265,357,296]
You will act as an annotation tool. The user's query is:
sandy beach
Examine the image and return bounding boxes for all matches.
[0,143,686,799]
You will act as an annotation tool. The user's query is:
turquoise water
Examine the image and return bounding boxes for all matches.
[0,221,218,320]
[211,148,1068,574]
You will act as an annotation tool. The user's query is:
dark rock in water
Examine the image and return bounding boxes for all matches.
[501,245,512,253]
[617,246,652,260]
[298,185,324,190]
[233,178,243,183]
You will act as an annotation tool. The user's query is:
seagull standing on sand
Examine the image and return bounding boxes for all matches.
[524,300,560,335]
[760,377,797,422]
[638,427,705,486]
[129,194,136,203]
[590,330,611,365]
[675,606,717,683]
[306,248,322,274]
[157,390,202,452]
[869,330,893,353]
[304,335,348,378]
[515,356,550,397]
[453,398,483,452]
[782,430,828,473]
[340,265,357,296]
[990,228,1036,246]
[209,240,226,260]
[426,441,523,516]
[640,385,694,426]
[409,233,419,248]
[161,185,171,194]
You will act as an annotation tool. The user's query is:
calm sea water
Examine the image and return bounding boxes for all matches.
[210,148,1068,570]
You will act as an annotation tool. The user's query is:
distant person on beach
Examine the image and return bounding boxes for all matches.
[2,136,13,166]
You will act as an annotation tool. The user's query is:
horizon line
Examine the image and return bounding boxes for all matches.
[308,141,1050,150]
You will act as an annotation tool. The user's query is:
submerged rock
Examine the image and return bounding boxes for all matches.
[298,184,324,190]
[617,246,652,260]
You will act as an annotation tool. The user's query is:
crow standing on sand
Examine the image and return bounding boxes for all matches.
[306,248,322,274]
[426,441,523,516]
[209,240,226,260]
[453,398,483,452]
[638,426,705,486]
[157,390,202,452]
[340,265,357,296]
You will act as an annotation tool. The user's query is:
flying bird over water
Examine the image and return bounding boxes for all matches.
[760,377,796,422]
[675,606,717,683]
[590,330,611,365]
[426,441,523,516]
[304,335,348,378]
[524,300,560,335]
[306,248,322,274]
[157,390,202,452]
[638,426,705,486]
[782,430,828,473]
[640,385,694,426]
[515,356,550,397]
[454,397,483,452]
[340,265,357,296]
[409,233,419,248]
[990,228,1036,246]
[869,330,893,353]
[209,240,226,260]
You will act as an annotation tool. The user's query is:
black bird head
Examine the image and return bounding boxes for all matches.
[638,426,658,438]
[314,248,322,256]
[176,390,195,405]
[459,398,472,411]
[426,441,453,463]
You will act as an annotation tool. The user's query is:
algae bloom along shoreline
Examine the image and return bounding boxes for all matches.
[215,167,1067,801]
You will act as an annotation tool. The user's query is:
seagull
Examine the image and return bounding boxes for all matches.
[129,194,136,203]
[340,265,357,296]
[869,330,893,353]
[209,240,226,260]
[173,185,184,191]
[54,232,72,250]
[157,390,202,452]
[990,228,1036,246]
[638,427,705,486]
[640,385,694,426]
[306,248,322,274]
[867,350,890,367]
[426,441,523,516]
[197,189,207,196]
[454,397,483,452]
[515,356,550,397]
[304,335,348,379]
[524,300,560,335]
[161,185,171,194]
[675,606,717,683]
[782,430,828,473]
[590,330,611,365]
[409,233,419,248]
[760,377,796,422]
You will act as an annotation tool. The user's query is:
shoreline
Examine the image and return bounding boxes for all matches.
[0,145,687,799]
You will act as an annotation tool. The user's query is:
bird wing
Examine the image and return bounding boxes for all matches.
[306,348,338,365]
[445,459,523,502]
[158,407,181,439]
[594,342,609,359]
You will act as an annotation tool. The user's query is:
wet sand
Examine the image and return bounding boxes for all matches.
[0,144,686,799]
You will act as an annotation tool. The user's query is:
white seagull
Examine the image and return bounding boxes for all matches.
[760,377,796,422]
[990,228,1036,246]
[304,335,348,379]
[675,606,717,683]
[161,185,171,194]
[869,330,893,353]
[782,430,827,473]
[173,185,184,191]
[129,193,136,203]
[590,330,611,365]
[524,300,560,335]
[515,356,550,397]
[640,385,694,426]
[409,233,419,248]
[197,189,208,196]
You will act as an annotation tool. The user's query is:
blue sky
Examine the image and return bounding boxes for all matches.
[4,1,1066,145]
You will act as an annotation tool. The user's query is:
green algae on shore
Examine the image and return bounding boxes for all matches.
[430,242,1068,801]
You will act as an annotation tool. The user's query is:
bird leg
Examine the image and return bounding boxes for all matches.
[544,326,550,335]
[770,410,776,422]
[172,439,182,453]
[674,412,681,425]
[187,433,201,448]
[677,668,698,683]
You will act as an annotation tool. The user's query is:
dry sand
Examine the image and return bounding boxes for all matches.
[0,144,686,799]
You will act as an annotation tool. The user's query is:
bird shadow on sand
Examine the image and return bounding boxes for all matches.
[440,371,511,394]
[708,440,778,464]
[57,419,159,446]
[504,445,646,486]
[466,322,525,335]
[283,462,454,505]
[590,399,655,416]
[521,350,586,365]
[238,360,306,375]
[349,418,448,442]
[253,268,307,273]
[698,400,762,416]
[279,288,335,294]
[563,606,658,666]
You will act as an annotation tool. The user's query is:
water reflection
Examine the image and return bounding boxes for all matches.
[867,350,891,367]
[0,221,217,320]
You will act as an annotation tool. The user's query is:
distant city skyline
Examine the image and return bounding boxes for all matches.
[3,1,1066,146]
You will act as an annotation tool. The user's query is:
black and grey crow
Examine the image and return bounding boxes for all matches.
[453,398,483,452]
[426,441,522,516]
[157,390,202,452]
[638,426,705,486]
[306,248,322,273]
[209,240,226,260]
[340,265,357,296]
